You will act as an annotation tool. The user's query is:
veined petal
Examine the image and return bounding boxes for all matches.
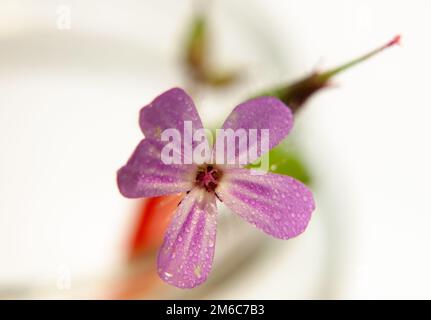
[139,88,209,163]
[214,97,293,165]
[117,139,196,198]
[157,188,217,288]
[217,168,315,239]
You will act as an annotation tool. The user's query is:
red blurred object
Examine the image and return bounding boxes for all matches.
[128,193,184,261]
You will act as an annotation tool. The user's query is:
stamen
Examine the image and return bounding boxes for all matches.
[215,192,223,202]
[195,164,222,193]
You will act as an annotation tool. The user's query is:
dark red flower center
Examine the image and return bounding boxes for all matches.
[195,165,222,193]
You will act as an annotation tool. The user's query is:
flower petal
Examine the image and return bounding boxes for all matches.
[217,168,315,239]
[117,139,196,198]
[139,88,209,163]
[157,188,217,288]
[215,96,293,165]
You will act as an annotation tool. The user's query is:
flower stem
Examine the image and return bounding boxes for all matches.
[319,35,401,81]
[257,35,401,112]
[184,7,239,87]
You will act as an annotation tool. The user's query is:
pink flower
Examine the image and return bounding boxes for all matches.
[117,88,315,288]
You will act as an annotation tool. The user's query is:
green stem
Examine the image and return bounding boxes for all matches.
[320,35,401,81]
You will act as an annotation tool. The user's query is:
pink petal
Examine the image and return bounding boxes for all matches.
[217,168,315,239]
[215,97,293,165]
[117,139,196,198]
[139,88,209,162]
[157,188,217,288]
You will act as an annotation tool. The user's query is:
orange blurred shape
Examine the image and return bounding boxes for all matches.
[128,193,184,261]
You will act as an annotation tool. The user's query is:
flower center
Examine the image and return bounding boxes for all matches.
[195,165,222,193]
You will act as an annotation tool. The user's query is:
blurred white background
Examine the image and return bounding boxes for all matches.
[0,0,430,299]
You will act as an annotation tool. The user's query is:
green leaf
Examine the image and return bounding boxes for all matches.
[247,145,312,184]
